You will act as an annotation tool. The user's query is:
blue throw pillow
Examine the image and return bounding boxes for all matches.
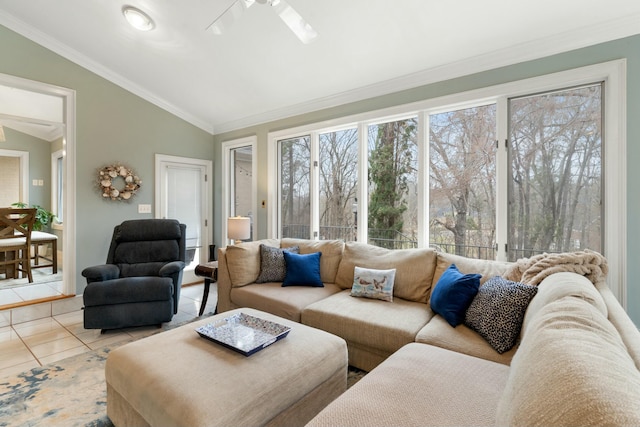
[282,251,323,287]
[430,264,481,327]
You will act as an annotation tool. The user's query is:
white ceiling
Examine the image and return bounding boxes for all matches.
[1,0,639,135]
[0,83,64,141]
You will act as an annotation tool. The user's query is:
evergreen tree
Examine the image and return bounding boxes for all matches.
[368,120,416,248]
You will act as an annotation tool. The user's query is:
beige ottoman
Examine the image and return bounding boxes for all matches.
[105,308,348,427]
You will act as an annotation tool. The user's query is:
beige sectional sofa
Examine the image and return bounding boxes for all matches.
[217,238,640,426]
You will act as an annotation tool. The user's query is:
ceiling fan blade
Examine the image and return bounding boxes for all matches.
[207,0,255,35]
[271,0,318,44]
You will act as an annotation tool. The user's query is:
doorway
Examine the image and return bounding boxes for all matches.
[155,154,212,284]
[0,73,76,306]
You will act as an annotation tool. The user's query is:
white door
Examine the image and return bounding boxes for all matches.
[155,154,212,285]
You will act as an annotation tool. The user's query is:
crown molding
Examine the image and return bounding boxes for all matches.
[0,11,214,134]
[213,13,640,134]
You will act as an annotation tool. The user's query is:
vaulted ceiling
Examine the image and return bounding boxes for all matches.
[1,0,639,134]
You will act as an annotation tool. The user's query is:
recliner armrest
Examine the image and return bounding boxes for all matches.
[82,264,120,283]
[159,261,186,277]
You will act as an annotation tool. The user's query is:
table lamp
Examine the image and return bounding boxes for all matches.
[228,216,250,244]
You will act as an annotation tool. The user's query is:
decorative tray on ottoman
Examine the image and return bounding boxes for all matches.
[196,312,291,356]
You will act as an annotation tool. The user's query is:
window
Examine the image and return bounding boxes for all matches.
[268,60,625,303]
[279,135,311,238]
[368,118,418,249]
[508,84,602,260]
[429,105,496,259]
[319,128,358,240]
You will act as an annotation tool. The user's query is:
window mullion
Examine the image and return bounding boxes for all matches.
[495,97,509,262]
[310,132,320,240]
[356,123,368,243]
[418,111,428,248]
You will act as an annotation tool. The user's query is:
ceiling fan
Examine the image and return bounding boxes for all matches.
[207,0,318,44]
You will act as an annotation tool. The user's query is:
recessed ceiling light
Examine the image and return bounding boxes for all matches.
[122,6,155,31]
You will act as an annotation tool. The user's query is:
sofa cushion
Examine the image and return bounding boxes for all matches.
[231,283,343,322]
[464,276,537,353]
[496,295,640,426]
[351,266,396,302]
[430,264,481,327]
[225,239,280,287]
[302,290,434,356]
[307,343,510,427]
[415,315,516,365]
[432,252,511,288]
[283,252,323,287]
[281,239,344,283]
[255,244,299,283]
[335,242,436,303]
[83,276,173,306]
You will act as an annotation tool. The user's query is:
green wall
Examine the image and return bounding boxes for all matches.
[0,25,214,294]
[214,35,640,326]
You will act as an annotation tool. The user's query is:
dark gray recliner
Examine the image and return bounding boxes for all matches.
[82,219,186,331]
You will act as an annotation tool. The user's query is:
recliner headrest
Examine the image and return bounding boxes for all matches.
[115,219,183,242]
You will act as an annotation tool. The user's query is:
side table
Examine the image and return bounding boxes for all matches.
[194,261,218,316]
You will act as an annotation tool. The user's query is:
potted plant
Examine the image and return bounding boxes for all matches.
[11,202,56,231]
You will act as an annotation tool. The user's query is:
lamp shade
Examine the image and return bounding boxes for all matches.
[228,217,250,241]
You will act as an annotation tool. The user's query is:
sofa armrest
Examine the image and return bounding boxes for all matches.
[597,281,640,370]
[159,261,186,277]
[82,264,120,283]
[216,247,237,313]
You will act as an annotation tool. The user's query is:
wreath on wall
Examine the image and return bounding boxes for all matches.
[97,164,142,201]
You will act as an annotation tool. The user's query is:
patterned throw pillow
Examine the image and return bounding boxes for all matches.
[351,266,396,302]
[464,276,538,354]
[255,244,299,283]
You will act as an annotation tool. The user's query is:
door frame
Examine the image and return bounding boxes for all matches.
[0,72,76,297]
[154,154,213,283]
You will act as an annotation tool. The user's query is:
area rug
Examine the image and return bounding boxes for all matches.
[0,318,367,427]
[0,344,124,427]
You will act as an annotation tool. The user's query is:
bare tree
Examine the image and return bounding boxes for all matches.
[280,136,311,237]
[509,85,602,259]
[319,129,358,239]
[429,106,496,257]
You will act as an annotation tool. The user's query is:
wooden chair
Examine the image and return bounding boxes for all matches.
[0,208,36,283]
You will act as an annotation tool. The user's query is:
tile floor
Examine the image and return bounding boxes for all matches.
[0,283,216,379]
[0,282,64,307]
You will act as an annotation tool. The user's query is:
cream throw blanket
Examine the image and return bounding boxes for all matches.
[503,249,608,286]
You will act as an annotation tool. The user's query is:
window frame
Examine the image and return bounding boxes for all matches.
[267,59,626,306]
[222,136,258,244]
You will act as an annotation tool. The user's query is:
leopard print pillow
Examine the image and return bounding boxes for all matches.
[464,276,538,353]
[255,244,299,283]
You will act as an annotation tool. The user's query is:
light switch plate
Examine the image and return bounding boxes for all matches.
[138,204,152,213]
